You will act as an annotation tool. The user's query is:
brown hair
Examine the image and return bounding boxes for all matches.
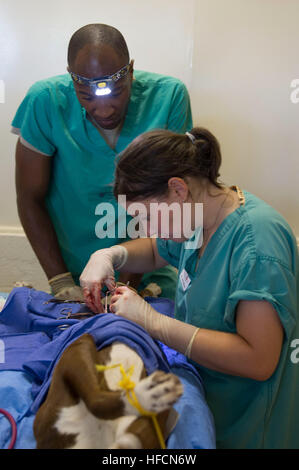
[114,127,223,201]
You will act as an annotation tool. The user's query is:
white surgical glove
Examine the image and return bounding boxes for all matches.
[79,245,128,313]
[48,272,85,301]
[110,286,200,358]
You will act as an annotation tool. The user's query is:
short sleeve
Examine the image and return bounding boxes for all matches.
[156,238,182,269]
[167,81,193,133]
[11,83,56,156]
[224,255,298,340]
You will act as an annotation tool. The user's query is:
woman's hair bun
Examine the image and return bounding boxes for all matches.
[190,127,216,145]
[189,127,222,181]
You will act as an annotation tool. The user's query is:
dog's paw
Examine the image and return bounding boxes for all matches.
[134,371,183,413]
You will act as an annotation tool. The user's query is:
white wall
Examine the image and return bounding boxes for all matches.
[0,0,195,226]
[0,0,195,290]
[0,0,298,290]
[191,0,299,236]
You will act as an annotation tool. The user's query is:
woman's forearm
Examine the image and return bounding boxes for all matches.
[189,327,260,379]
[150,314,273,381]
[109,284,283,382]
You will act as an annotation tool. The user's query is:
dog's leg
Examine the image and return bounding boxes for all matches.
[111,409,172,449]
[58,334,126,420]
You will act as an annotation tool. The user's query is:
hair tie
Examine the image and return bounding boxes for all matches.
[185,131,196,144]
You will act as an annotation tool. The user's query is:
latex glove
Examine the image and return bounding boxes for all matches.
[110,285,152,326]
[48,272,85,301]
[79,245,128,313]
[110,286,200,358]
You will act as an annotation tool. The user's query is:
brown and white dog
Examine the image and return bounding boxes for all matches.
[33,333,183,449]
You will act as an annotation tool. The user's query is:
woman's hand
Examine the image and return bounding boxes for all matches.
[110,286,199,358]
[80,246,128,313]
[110,286,150,327]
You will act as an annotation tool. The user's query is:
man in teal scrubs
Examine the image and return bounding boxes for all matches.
[12,23,192,300]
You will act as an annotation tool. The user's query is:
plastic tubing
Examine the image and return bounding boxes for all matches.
[0,408,17,449]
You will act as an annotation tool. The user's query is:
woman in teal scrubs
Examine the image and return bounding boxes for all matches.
[80,127,299,449]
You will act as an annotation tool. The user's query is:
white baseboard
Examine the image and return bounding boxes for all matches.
[0,226,25,236]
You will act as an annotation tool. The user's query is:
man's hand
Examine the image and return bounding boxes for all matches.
[54,285,85,302]
[49,272,85,301]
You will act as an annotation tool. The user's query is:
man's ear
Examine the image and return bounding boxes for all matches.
[130,60,135,80]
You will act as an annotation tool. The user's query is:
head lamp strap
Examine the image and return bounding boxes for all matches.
[69,63,131,88]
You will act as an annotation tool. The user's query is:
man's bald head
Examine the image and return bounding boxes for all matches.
[68,24,134,131]
[67,24,130,69]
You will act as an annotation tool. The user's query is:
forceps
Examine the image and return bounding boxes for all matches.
[57,307,73,331]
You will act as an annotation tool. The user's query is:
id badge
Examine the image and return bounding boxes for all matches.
[179,268,191,292]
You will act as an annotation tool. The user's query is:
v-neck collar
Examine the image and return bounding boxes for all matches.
[82,107,118,153]
[191,186,247,273]
[182,199,246,278]
[87,113,123,151]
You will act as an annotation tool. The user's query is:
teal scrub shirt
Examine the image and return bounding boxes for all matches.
[11,71,193,299]
[157,190,299,449]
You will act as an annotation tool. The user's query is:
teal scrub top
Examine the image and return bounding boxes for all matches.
[11,70,192,290]
[157,190,299,449]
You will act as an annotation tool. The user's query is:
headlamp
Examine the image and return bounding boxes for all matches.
[68,63,131,96]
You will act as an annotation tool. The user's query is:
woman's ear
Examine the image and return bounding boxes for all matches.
[167,177,189,202]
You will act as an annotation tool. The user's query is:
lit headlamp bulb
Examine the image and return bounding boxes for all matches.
[95,81,111,96]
